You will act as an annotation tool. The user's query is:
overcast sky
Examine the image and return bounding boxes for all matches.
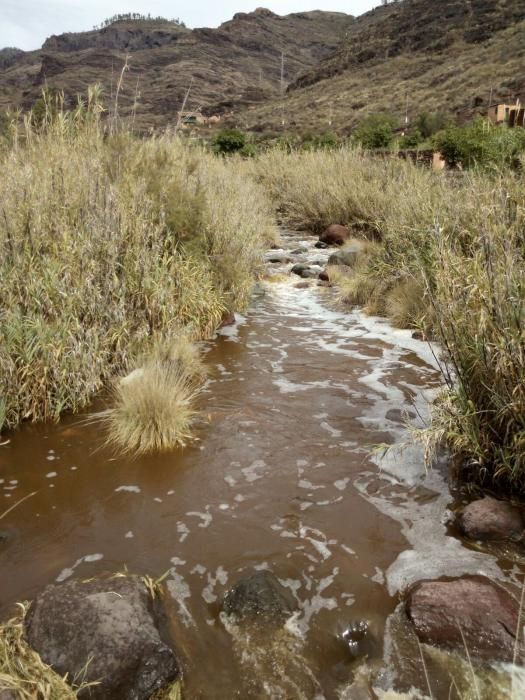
[3,1,379,51]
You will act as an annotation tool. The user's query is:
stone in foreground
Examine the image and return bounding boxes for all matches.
[24,575,179,699]
[457,495,523,542]
[406,576,520,662]
[319,224,351,246]
[223,570,296,622]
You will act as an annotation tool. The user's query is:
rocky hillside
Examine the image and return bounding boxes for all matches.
[0,9,353,131]
[235,0,525,135]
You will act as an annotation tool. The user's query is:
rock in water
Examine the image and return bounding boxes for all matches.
[328,246,361,267]
[406,576,520,662]
[24,575,179,699]
[457,496,523,542]
[223,570,296,622]
[319,224,351,246]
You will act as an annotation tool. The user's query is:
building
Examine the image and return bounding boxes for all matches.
[487,103,525,127]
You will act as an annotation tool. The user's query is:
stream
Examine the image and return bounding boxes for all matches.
[0,231,523,698]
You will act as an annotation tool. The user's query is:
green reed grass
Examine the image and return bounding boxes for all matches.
[0,97,277,436]
[253,147,525,493]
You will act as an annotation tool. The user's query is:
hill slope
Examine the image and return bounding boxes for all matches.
[0,9,353,130]
[235,0,525,135]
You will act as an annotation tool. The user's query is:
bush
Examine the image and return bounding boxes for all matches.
[301,131,339,151]
[353,113,398,149]
[399,129,423,149]
[212,128,248,155]
[415,111,454,139]
[434,119,525,169]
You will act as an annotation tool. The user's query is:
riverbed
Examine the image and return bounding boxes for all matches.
[0,231,522,698]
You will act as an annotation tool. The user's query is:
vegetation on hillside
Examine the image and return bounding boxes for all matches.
[93,13,186,29]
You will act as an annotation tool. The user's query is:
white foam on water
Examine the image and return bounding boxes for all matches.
[115,485,141,493]
[177,521,190,543]
[187,507,213,528]
[167,571,195,628]
[242,459,267,483]
[55,553,103,582]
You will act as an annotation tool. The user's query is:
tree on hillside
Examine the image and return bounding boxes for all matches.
[353,113,398,149]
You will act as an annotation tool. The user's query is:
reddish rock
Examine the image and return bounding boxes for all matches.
[319,224,351,246]
[219,312,236,328]
[457,496,523,542]
[406,577,520,662]
[319,270,330,281]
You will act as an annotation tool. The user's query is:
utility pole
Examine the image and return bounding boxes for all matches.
[280,51,285,127]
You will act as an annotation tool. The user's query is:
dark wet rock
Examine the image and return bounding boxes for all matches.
[319,270,330,281]
[270,243,280,250]
[457,496,523,542]
[406,576,521,662]
[295,281,311,289]
[315,241,329,249]
[290,247,308,255]
[219,311,236,328]
[24,575,179,700]
[0,530,10,545]
[319,224,351,246]
[291,264,318,279]
[341,620,369,660]
[328,246,360,268]
[223,571,296,622]
[266,254,291,264]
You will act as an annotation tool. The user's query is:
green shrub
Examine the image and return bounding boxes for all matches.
[434,119,525,169]
[415,111,454,139]
[212,128,248,155]
[399,129,423,149]
[353,113,398,149]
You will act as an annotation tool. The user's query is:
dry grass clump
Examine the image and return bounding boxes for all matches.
[0,97,276,433]
[0,603,88,698]
[102,336,205,454]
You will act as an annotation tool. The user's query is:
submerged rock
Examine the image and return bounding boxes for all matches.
[319,224,351,246]
[290,247,308,255]
[266,254,292,264]
[223,570,296,622]
[24,575,179,699]
[219,311,236,328]
[457,496,523,542]
[341,620,369,659]
[315,241,329,249]
[291,264,318,279]
[406,576,520,662]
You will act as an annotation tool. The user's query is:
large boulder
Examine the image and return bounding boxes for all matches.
[406,577,521,662]
[222,570,296,622]
[457,496,523,542]
[24,575,179,699]
[328,245,362,268]
[319,224,351,246]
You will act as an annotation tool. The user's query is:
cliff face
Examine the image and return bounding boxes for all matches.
[290,0,525,90]
[0,10,353,130]
[234,0,525,135]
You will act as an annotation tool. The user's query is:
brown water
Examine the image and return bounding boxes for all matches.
[0,232,522,698]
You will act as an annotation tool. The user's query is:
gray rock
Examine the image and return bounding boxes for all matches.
[406,576,521,662]
[24,575,179,699]
[223,571,296,622]
[290,247,308,255]
[457,496,523,542]
[291,264,318,279]
[328,247,360,268]
[315,241,329,249]
[266,254,291,264]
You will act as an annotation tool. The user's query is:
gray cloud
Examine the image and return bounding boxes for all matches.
[2,1,378,51]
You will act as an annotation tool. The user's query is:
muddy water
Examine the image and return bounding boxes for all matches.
[0,231,522,698]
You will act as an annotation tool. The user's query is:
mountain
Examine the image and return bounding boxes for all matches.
[0,9,353,131]
[235,0,525,135]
